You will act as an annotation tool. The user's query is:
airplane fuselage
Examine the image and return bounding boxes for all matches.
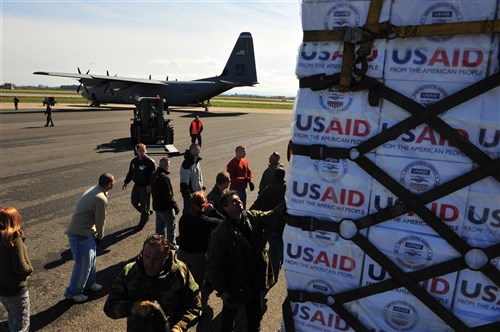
[81,79,231,106]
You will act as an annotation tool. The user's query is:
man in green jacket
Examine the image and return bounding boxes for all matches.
[206,190,285,332]
[103,234,202,332]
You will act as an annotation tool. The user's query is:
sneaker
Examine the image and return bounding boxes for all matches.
[88,283,103,291]
[66,294,88,303]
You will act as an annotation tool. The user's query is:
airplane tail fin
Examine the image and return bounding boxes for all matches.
[218,32,258,86]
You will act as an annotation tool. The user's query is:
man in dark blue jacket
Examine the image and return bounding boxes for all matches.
[151,157,180,244]
[122,144,156,230]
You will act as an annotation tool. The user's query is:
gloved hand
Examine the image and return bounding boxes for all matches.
[219,291,231,303]
[248,181,255,192]
[171,326,183,332]
[131,300,157,317]
[173,202,180,215]
[219,291,238,309]
[95,237,102,247]
[244,177,251,183]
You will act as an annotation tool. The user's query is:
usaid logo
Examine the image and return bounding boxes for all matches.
[383,300,419,331]
[394,235,433,270]
[314,158,348,183]
[420,2,463,42]
[324,3,361,29]
[319,87,354,112]
[308,229,340,247]
[400,160,440,194]
[306,278,335,295]
[410,84,448,107]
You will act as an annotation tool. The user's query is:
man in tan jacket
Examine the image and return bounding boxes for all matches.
[64,173,114,303]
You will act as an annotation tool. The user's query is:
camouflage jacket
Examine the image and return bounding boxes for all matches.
[103,251,201,331]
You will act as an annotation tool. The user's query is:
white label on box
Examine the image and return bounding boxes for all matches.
[284,270,356,331]
[463,192,500,243]
[453,257,500,328]
[286,154,374,220]
[301,0,391,31]
[475,86,500,159]
[292,89,381,149]
[370,155,470,235]
[296,40,386,78]
[357,288,453,331]
[283,224,365,289]
[285,300,356,332]
[361,253,459,309]
[376,80,481,162]
[384,36,492,83]
[367,225,462,272]
[390,1,497,32]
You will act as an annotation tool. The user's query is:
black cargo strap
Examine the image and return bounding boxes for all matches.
[472,322,500,332]
[289,143,350,160]
[285,214,339,233]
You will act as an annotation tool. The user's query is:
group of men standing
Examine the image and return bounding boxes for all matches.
[62,117,288,331]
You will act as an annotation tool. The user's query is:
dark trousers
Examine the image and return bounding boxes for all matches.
[220,292,262,332]
[190,134,202,146]
[131,185,151,227]
[45,116,54,126]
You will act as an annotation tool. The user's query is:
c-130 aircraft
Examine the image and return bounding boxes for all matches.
[34,32,258,111]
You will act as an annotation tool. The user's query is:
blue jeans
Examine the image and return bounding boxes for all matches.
[0,287,30,332]
[65,235,97,297]
[156,209,176,245]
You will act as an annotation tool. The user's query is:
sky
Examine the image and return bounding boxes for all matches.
[1,0,303,97]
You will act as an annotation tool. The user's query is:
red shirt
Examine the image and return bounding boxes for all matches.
[227,157,253,190]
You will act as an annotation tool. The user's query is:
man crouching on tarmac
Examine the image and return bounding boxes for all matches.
[103,234,201,332]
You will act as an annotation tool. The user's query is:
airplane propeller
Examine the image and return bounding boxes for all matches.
[76,67,91,94]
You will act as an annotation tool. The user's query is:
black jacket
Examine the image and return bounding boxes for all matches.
[125,156,156,187]
[151,168,179,212]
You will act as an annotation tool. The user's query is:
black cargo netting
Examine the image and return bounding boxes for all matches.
[284,2,500,329]
[283,72,500,332]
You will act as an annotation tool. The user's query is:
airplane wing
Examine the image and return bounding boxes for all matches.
[33,71,168,86]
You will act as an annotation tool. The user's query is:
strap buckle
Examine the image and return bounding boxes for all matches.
[301,217,316,231]
[343,27,363,43]
[310,144,326,160]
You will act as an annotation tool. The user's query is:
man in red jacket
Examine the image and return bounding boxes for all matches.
[226,145,254,209]
[189,115,203,147]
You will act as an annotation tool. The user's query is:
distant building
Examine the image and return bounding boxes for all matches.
[1,83,16,89]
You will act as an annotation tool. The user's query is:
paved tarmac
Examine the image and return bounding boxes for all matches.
[0,102,292,331]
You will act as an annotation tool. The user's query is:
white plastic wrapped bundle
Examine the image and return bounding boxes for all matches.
[283,0,500,330]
